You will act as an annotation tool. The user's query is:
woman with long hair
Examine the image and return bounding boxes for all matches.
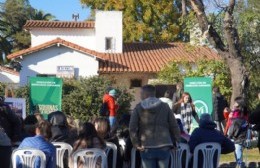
[173,92,199,133]
[70,122,105,168]
[226,97,249,167]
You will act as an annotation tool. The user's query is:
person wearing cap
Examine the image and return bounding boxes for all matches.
[103,88,118,128]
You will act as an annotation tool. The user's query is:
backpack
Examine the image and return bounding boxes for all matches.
[99,102,109,116]
[230,118,248,143]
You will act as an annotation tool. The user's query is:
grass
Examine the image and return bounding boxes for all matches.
[220,148,259,163]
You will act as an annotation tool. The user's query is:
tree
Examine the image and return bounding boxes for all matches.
[235,0,260,109]
[80,0,185,42]
[189,0,248,105]
[0,0,55,57]
[31,9,55,21]
[158,60,232,99]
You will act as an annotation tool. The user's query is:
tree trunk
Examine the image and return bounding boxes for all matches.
[190,0,247,106]
[182,0,187,16]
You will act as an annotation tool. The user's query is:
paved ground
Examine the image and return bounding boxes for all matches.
[219,162,260,168]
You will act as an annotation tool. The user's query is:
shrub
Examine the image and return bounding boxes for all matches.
[158,60,232,101]
[14,76,134,121]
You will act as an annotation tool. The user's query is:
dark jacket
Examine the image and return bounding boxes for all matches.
[212,93,228,121]
[228,118,248,144]
[248,104,260,151]
[0,103,22,142]
[188,119,235,154]
[129,97,180,148]
[48,111,69,143]
[172,89,183,104]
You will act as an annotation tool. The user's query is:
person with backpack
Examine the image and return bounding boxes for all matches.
[227,97,249,168]
[101,87,118,128]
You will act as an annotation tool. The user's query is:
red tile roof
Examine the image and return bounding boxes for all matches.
[7,38,105,60]
[99,43,220,73]
[7,38,221,73]
[0,66,19,76]
[24,20,95,29]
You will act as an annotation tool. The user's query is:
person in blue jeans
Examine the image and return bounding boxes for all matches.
[129,85,180,168]
[17,120,56,168]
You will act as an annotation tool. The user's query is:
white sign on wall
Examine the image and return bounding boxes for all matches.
[57,66,74,78]
[5,98,26,119]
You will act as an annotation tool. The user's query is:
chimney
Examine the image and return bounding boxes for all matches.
[95,11,123,53]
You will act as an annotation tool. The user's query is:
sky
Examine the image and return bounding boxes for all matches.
[30,0,91,21]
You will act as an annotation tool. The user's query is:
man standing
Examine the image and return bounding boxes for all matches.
[172,82,183,104]
[129,85,180,168]
[212,87,228,134]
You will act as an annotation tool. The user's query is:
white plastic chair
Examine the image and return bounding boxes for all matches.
[192,142,221,168]
[72,148,107,168]
[170,143,190,168]
[12,148,46,168]
[105,142,117,168]
[52,142,73,168]
[130,148,136,168]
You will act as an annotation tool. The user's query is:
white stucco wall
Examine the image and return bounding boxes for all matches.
[30,29,96,50]
[19,45,99,86]
[95,11,123,53]
[0,72,19,83]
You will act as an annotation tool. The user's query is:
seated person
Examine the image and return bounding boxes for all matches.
[188,113,235,167]
[48,111,69,143]
[70,122,105,168]
[22,115,38,138]
[17,120,56,168]
[94,117,123,168]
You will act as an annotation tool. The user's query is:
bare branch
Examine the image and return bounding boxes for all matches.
[182,0,188,16]
[190,0,226,51]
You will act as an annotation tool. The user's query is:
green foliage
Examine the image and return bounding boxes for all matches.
[14,85,30,113]
[235,0,260,110]
[158,60,232,100]
[0,82,6,96]
[13,76,134,121]
[0,0,55,57]
[80,0,187,42]
[62,76,133,121]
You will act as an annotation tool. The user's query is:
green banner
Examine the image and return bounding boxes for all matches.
[184,77,213,130]
[30,77,63,118]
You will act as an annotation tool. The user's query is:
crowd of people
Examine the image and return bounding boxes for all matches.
[0,84,259,168]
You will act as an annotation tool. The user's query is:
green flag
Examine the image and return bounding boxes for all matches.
[30,77,63,118]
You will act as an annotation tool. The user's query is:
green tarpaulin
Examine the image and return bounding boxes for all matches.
[30,77,63,118]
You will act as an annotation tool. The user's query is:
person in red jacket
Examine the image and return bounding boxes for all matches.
[103,89,118,128]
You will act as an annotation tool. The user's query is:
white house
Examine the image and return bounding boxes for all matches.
[7,10,220,87]
[0,66,19,84]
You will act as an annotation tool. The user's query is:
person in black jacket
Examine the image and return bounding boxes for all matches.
[248,92,260,152]
[0,96,22,142]
[0,96,22,168]
[189,113,235,168]
[212,87,229,134]
[48,111,70,143]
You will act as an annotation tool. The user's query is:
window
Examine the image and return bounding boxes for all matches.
[105,37,113,50]
[130,79,142,88]
[37,74,56,77]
